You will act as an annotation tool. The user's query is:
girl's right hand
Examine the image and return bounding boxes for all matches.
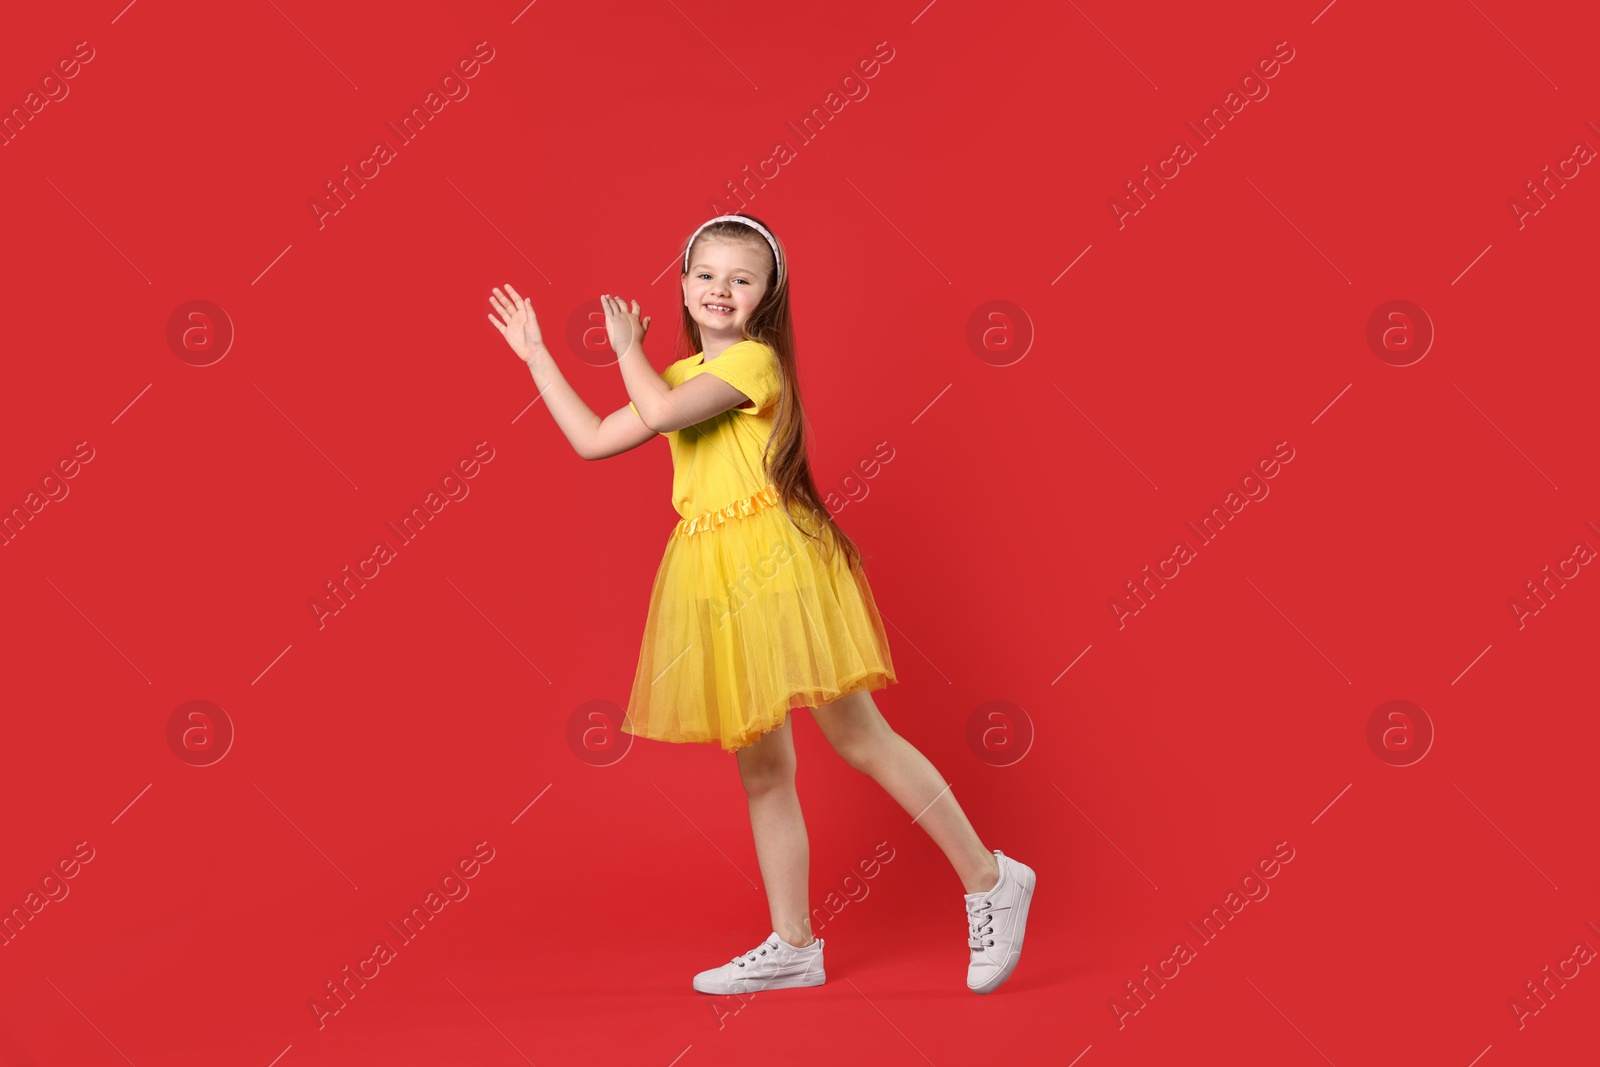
[487,284,546,364]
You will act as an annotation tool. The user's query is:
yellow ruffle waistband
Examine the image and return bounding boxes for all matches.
[672,483,782,538]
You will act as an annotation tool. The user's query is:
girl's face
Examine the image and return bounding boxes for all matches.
[682,238,773,342]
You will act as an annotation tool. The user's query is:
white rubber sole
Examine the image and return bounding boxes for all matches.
[692,938,827,995]
[692,968,827,995]
[969,860,1037,994]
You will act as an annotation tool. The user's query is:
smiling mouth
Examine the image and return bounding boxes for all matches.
[704,304,734,315]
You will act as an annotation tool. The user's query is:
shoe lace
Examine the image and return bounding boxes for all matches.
[731,937,781,969]
[967,898,1000,951]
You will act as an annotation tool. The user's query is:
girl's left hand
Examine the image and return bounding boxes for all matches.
[600,294,650,356]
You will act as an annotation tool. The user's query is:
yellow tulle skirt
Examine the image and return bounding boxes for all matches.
[623,484,898,754]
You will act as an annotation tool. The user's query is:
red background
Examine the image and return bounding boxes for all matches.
[2,1,1596,1064]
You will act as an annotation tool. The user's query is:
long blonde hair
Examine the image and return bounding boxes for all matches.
[677,213,863,574]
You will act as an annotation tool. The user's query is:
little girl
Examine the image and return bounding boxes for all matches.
[487,213,1036,995]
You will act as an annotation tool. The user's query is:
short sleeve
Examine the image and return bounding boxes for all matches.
[700,340,781,415]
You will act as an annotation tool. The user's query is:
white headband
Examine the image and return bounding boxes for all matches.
[683,215,784,286]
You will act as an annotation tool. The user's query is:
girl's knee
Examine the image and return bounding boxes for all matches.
[738,756,796,795]
[836,724,898,774]
[812,692,895,771]
[736,723,796,793]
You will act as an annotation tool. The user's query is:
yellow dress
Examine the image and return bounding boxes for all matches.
[623,339,897,753]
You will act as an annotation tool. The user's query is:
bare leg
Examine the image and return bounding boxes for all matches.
[734,718,817,947]
[809,690,1000,894]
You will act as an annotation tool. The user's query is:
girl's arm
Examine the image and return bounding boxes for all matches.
[527,353,658,460]
[489,285,656,460]
[625,366,754,433]
[603,295,755,432]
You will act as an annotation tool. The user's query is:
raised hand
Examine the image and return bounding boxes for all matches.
[487,284,546,363]
[600,294,651,357]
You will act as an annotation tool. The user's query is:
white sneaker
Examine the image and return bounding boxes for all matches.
[692,931,826,994]
[964,849,1036,994]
